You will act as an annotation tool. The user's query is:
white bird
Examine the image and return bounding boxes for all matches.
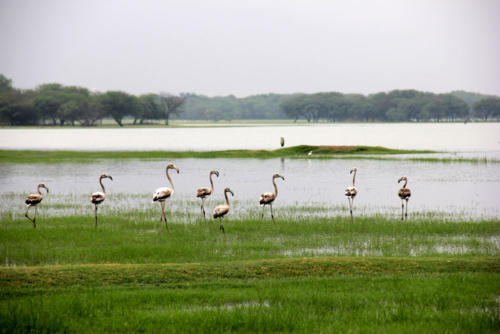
[196,170,219,220]
[91,174,113,228]
[344,167,358,221]
[398,176,412,221]
[153,163,179,231]
[24,183,49,228]
[259,173,285,221]
[213,187,234,233]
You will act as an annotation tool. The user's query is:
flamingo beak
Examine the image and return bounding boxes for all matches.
[109,176,113,181]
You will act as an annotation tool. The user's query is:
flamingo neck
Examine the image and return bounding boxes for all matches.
[209,173,214,192]
[352,171,356,187]
[37,185,42,195]
[272,178,278,197]
[403,179,407,188]
[166,167,175,192]
[99,177,106,194]
[224,191,231,206]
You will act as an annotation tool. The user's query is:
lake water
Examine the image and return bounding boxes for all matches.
[1,124,499,221]
[1,157,499,220]
[1,123,500,154]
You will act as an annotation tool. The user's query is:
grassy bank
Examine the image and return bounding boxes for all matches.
[1,273,498,333]
[1,257,499,288]
[0,145,436,164]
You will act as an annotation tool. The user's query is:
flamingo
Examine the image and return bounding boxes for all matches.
[91,174,113,228]
[196,170,219,219]
[398,176,411,221]
[153,163,179,230]
[24,183,49,228]
[213,187,234,233]
[259,173,285,221]
[344,167,358,221]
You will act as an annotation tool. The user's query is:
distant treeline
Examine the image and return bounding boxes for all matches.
[1,73,500,126]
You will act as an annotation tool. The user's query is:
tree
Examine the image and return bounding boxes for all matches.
[33,83,64,125]
[158,93,186,125]
[473,97,500,121]
[138,94,163,124]
[0,74,13,94]
[0,89,38,125]
[98,91,140,126]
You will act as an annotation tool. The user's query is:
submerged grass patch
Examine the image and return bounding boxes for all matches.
[0,145,435,164]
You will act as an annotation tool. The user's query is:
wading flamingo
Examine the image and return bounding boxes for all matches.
[213,187,234,233]
[398,176,411,221]
[24,183,49,228]
[153,163,179,231]
[196,170,219,219]
[259,173,285,221]
[91,174,113,227]
[344,168,358,221]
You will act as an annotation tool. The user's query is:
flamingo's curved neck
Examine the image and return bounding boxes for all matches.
[272,178,278,197]
[37,185,42,195]
[209,173,215,192]
[403,179,407,188]
[224,191,231,206]
[99,177,106,194]
[166,167,175,192]
[352,170,357,187]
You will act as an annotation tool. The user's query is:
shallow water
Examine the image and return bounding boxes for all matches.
[1,157,499,220]
[1,123,500,154]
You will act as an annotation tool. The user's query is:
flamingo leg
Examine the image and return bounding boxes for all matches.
[201,198,206,220]
[405,199,409,221]
[261,205,265,220]
[401,200,405,221]
[270,204,274,222]
[161,202,169,231]
[348,197,353,221]
[24,205,33,223]
[33,206,38,228]
[94,205,98,228]
[219,217,225,234]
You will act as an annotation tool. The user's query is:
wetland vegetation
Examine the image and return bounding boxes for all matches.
[1,211,499,333]
[1,140,499,332]
[0,145,436,164]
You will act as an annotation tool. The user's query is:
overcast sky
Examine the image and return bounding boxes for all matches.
[1,0,499,97]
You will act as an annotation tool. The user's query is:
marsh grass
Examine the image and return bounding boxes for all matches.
[1,211,499,266]
[0,145,435,164]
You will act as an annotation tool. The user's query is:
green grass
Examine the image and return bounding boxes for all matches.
[0,145,435,164]
[1,273,498,333]
[3,146,498,164]
[1,215,499,265]
[1,212,499,332]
